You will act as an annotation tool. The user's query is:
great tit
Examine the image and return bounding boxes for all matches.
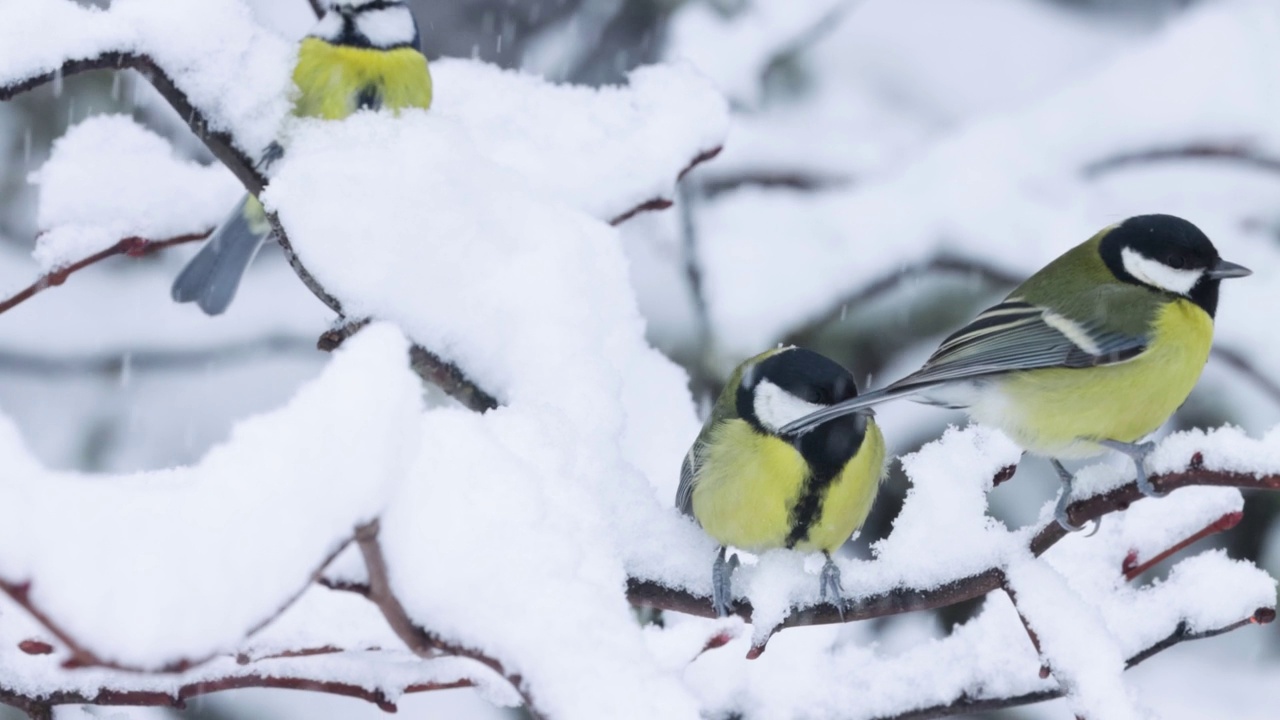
[781,214,1251,531]
[172,0,433,315]
[677,346,886,617]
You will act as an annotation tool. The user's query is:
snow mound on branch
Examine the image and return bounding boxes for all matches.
[267,111,706,719]
[31,115,242,270]
[431,59,727,223]
[0,324,420,669]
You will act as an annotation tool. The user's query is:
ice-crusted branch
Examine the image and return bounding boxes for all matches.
[0,232,208,316]
[629,463,1280,628]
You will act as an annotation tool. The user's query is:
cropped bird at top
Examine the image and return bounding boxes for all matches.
[782,214,1251,531]
[677,346,886,618]
[171,0,433,315]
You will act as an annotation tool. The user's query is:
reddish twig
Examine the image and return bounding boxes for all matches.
[608,146,723,225]
[1083,143,1280,179]
[0,232,207,316]
[0,536,356,673]
[1123,510,1243,580]
[354,521,539,716]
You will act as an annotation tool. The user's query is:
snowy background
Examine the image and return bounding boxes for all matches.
[1,0,1279,718]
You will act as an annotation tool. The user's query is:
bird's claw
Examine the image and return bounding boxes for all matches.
[711,549,740,618]
[820,554,847,621]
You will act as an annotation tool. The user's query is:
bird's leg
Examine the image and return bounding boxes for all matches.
[819,552,846,621]
[1099,439,1164,498]
[1050,459,1088,533]
[711,547,740,618]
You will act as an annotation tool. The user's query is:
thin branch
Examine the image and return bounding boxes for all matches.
[0,671,471,716]
[1209,346,1280,407]
[408,345,500,411]
[877,609,1275,720]
[1123,509,1242,580]
[608,147,723,225]
[781,255,1022,346]
[0,53,264,194]
[0,335,315,376]
[354,521,540,716]
[0,232,207,316]
[1083,143,1280,179]
[629,466,1280,629]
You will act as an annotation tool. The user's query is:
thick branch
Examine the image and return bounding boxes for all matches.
[878,608,1275,720]
[629,466,1280,628]
[0,232,207,316]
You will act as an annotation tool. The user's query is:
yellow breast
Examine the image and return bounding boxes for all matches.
[690,420,884,554]
[991,298,1214,457]
[292,38,433,120]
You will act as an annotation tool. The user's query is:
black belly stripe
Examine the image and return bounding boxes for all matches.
[784,470,838,549]
[356,84,382,110]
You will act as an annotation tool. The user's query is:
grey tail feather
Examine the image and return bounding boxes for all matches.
[781,384,926,435]
[171,196,269,315]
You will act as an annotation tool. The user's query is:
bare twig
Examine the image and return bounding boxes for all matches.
[877,609,1275,720]
[1210,346,1280,407]
[608,147,723,225]
[0,336,315,376]
[1083,143,1280,179]
[0,232,208,316]
[782,255,1022,346]
[629,465,1280,628]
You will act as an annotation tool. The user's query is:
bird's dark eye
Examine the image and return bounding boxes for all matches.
[1168,255,1186,269]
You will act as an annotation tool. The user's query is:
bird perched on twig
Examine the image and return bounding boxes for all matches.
[783,214,1250,531]
[677,347,886,618]
[172,0,433,315]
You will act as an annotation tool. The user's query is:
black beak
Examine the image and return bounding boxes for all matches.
[1206,259,1252,280]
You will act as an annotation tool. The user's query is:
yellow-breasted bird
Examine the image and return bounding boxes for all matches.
[172,0,433,314]
[677,347,886,617]
[782,214,1250,530]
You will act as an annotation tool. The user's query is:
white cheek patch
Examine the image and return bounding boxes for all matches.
[309,12,343,41]
[1121,247,1203,295]
[357,7,417,48]
[753,380,827,434]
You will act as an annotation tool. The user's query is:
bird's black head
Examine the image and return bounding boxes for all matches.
[734,347,867,478]
[1099,214,1250,317]
[315,0,420,51]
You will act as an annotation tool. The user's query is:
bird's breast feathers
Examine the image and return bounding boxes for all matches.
[292,37,433,119]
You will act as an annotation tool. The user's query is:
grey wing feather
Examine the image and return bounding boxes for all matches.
[171,194,269,315]
[892,298,1148,391]
[675,442,702,517]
